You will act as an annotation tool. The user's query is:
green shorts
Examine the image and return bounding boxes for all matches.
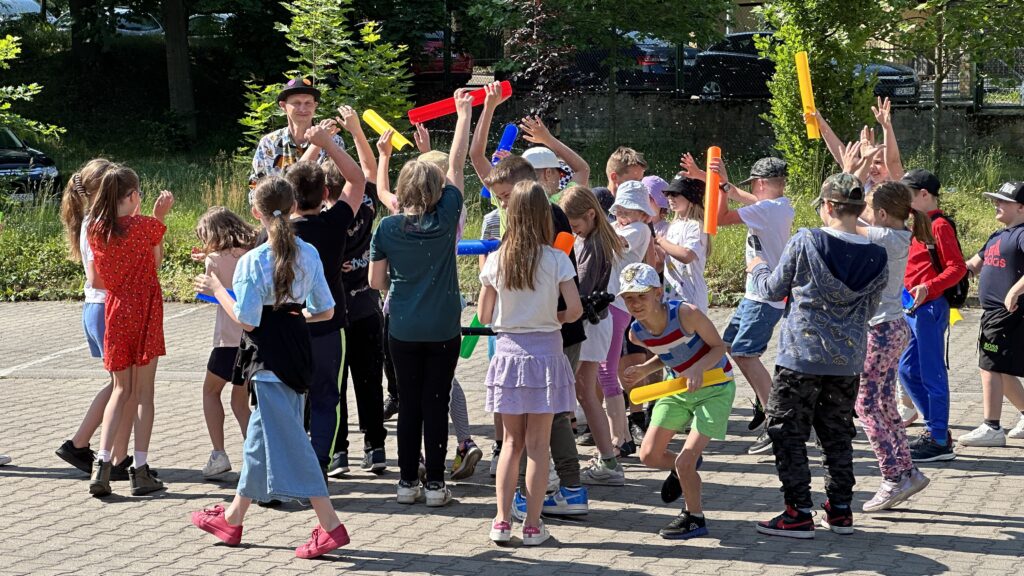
[649,380,736,440]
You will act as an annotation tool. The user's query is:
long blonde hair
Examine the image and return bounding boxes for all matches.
[252,177,299,309]
[395,160,445,216]
[499,181,554,291]
[60,158,114,261]
[559,186,624,265]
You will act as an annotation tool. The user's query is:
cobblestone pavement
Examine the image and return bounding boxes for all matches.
[1,302,1023,576]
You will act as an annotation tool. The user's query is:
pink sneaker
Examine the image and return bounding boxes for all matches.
[191,505,242,546]
[295,523,350,559]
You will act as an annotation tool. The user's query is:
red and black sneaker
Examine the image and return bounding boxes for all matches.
[820,500,854,535]
[756,505,815,539]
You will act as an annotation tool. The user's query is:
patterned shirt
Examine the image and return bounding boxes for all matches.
[630,300,733,382]
[248,126,345,187]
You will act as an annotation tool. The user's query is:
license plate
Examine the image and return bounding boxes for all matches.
[894,87,915,96]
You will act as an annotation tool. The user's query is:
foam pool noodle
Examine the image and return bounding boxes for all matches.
[703,146,721,235]
[795,51,821,140]
[197,289,236,304]
[460,315,485,359]
[362,109,413,151]
[407,81,512,125]
[481,123,519,199]
[629,368,731,404]
[457,239,500,255]
[950,308,964,326]
[553,231,575,255]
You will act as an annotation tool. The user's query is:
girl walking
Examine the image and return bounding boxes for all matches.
[191,176,350,559]
[481,182,583,545]
[655,176,711,313]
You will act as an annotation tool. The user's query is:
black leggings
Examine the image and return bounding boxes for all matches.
[388,335,460,484]
[334,310,388,454]
[383,313,399,399]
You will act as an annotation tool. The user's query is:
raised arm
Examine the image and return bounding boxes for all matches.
[375,131,399,215]
[307,123,364,213]
[447,88,474,192]
[520,116,590,187]
[469,81,508,183]
[807,111,846,169]
[337,105,377,183]
[873,97,904,181]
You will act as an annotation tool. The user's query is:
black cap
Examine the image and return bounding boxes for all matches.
[739,157,788,185]
[592,186,615,214]
[664,175,704,207]
[984,181,1024,204]
[900,169,940,196]
[813,173,865,209]
[277,77,321,102]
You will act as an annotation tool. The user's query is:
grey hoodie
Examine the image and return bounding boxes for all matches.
[750,228,888,376]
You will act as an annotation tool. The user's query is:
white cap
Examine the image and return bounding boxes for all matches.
[618,263,662,296]
[522,146,561,170]
[610,180,656,218]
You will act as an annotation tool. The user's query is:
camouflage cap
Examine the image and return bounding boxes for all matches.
[739,157,788,185]
[813,173,866,209]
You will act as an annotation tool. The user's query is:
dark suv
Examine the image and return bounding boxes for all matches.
[0,127,60,203]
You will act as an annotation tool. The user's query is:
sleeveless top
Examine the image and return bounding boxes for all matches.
[629,300,733,385]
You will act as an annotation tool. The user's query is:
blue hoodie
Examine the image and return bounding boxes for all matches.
[750,228,888,376]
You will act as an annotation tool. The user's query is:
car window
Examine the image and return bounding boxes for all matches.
[0,128,25,149]
[118,12,159,32]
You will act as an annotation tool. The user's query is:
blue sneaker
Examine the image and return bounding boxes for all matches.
[543,486,589,516]
[511,489,528,522]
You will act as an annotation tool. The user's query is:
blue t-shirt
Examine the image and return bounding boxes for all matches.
[369,184,463,342]
[978,223,1024,311]
[629,300,733,379]
[232,238,335,328]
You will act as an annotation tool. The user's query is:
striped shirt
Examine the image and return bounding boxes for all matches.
[481,208,501,240]
[630,300,732,381]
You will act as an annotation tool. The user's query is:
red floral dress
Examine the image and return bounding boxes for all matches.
[89,215,167,372]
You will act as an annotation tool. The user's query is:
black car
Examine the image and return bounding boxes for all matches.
[0,126,61,203]
[688,31,921,102]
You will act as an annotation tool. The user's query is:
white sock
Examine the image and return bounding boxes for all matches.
[134,451,148,468]
[211,450,226,458]
[97,449,112,463]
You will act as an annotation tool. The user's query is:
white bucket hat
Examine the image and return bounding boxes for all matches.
[610,180,656,218]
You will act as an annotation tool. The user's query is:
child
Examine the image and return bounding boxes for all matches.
[56,159,135,480]
[643,175,671,238]
[957,182,1024,446]
[605,146,647,194]
[191,176,349,559]
[899,169,967,462]
[621,263,735,540]
[685,154,793,453]
[750,173,888,538]
[479,181,583,545]
[582,180,654,485]
[369,89,473,506]
[194,207,257,478]
[87,165,173,497]
[655,175,710,313]
[856,182,932,511]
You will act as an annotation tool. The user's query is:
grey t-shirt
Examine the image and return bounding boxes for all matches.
[864,226,912,326]
[575,234,612,319]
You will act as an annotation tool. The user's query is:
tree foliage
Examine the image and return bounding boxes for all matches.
[0,35,63,140]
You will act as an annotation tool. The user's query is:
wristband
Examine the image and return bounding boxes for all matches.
[719,182,732,193]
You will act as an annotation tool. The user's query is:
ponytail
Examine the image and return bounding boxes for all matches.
[910,209,935,245]
[60,159,114,261]
[251,176,298,309]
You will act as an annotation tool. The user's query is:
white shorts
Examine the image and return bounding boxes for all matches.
[579,313,613,363]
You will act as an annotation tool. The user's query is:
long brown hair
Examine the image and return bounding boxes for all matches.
[559,186,624,265]
[395,160,445,216]
[252,177,299,308]
[499,181,554,291]
[60,158,114,261]
[87,164,140,244]
[870,181,934,244]
[196,206,257,254]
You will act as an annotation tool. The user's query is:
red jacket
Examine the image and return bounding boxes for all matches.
[903,209,968,303]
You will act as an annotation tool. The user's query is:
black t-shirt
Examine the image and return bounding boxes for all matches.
[343,182,381,323]
[257,201,355,336]
[978,223,1024,310]
[552,204,586,348]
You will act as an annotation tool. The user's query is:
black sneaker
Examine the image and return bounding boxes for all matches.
[910,435,955,463]
[55,440,94,474]
[660,456,703,504]
[820,500,854,534]
[659,511,709,540]
[361,448,387,474]
[908,430,932,449]
[383,395,399,421]
[748,400,766,431]
[257,499,282,508]
[748,426,773,455]
[629,421,646,445]
[327,452,350,477]
[576,426,595,447]
[618,440,637,458]
[756,505,815,539]
[110,456,134,481]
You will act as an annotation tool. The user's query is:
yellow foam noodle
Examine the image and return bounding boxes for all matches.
[628,367,732,405]
[795,51,820,140]
[950,308,964,326]
[362,109,413,150]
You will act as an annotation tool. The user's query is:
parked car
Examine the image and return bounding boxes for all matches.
[556,33,699,90]
[54,7,163,37]
[411,31,474,86]
[188,13,232,39]
[689,32,921,103]
[0,126,60,203]
[0,0,42,23]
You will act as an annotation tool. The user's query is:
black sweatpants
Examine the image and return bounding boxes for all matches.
[383,312,399,400]
[334,310,388,455]
[765,366,859,509]
[388,335,460,484]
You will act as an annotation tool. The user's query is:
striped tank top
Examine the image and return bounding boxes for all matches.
[630,300,733,383]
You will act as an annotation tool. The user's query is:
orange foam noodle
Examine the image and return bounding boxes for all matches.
[795,51,821,140]
[628,368,732,404]
[703,146,721,236]
[553,231,575,255]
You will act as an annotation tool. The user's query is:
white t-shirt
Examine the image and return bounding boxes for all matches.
[738,197,794,309]
[479,246,576,333]
[864,226,911,326]
[80,219,106,304]
[608,220,652,310]
[663,218,709,313]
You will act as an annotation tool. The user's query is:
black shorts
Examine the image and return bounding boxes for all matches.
[207,346,239,381]
[979,308,1024,377]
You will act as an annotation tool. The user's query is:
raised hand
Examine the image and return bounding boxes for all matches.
[305,123,335,148]
[679,152,707,181]
[872,96,892,127]
[413,123,431,153]
[376,129,394,157]
[482,80,509,109]
[454,88,474,118]
[335,105,360,134]
[708,157,730,184]
[152,190,174,221]
[492,149,512,162]
[520,115,552,144]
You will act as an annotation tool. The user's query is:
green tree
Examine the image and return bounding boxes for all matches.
[0,35,63,139]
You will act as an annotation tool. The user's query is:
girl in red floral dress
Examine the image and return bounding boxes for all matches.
[86,164,174,498]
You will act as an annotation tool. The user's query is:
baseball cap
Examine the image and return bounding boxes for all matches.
[984,181,1024,204]
[592,186,615,214]
[664,175,705,207]
[618,263,662,296]
[642,176,670,210]
[900,169,941,196]
[277,77,321,102]
[813,173,866,209]
[610,180,656,218]
[739,157,788,185]
[522,147,561,170]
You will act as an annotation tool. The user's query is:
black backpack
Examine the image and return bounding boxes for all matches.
[925,214,970,309]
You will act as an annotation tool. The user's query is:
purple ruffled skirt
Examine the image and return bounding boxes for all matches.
[485,331,577,415]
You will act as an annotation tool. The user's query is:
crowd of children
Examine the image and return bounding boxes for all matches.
[39,80,1024,557]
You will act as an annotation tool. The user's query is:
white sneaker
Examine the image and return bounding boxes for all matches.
[898,403,919,427]
[957,423,1006,447]
[489,444,501,478]
[202,452,232,478]
[0,454,10,466]
[489,519,512,543]
[425,481,453,507]
[580,458,625,486]
[547,458,559,493]
[397,481,424,504]
[522,521,550,546]
[1007,415,1024,439]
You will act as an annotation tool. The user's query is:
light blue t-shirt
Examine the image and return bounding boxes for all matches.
[231,238,335,329]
